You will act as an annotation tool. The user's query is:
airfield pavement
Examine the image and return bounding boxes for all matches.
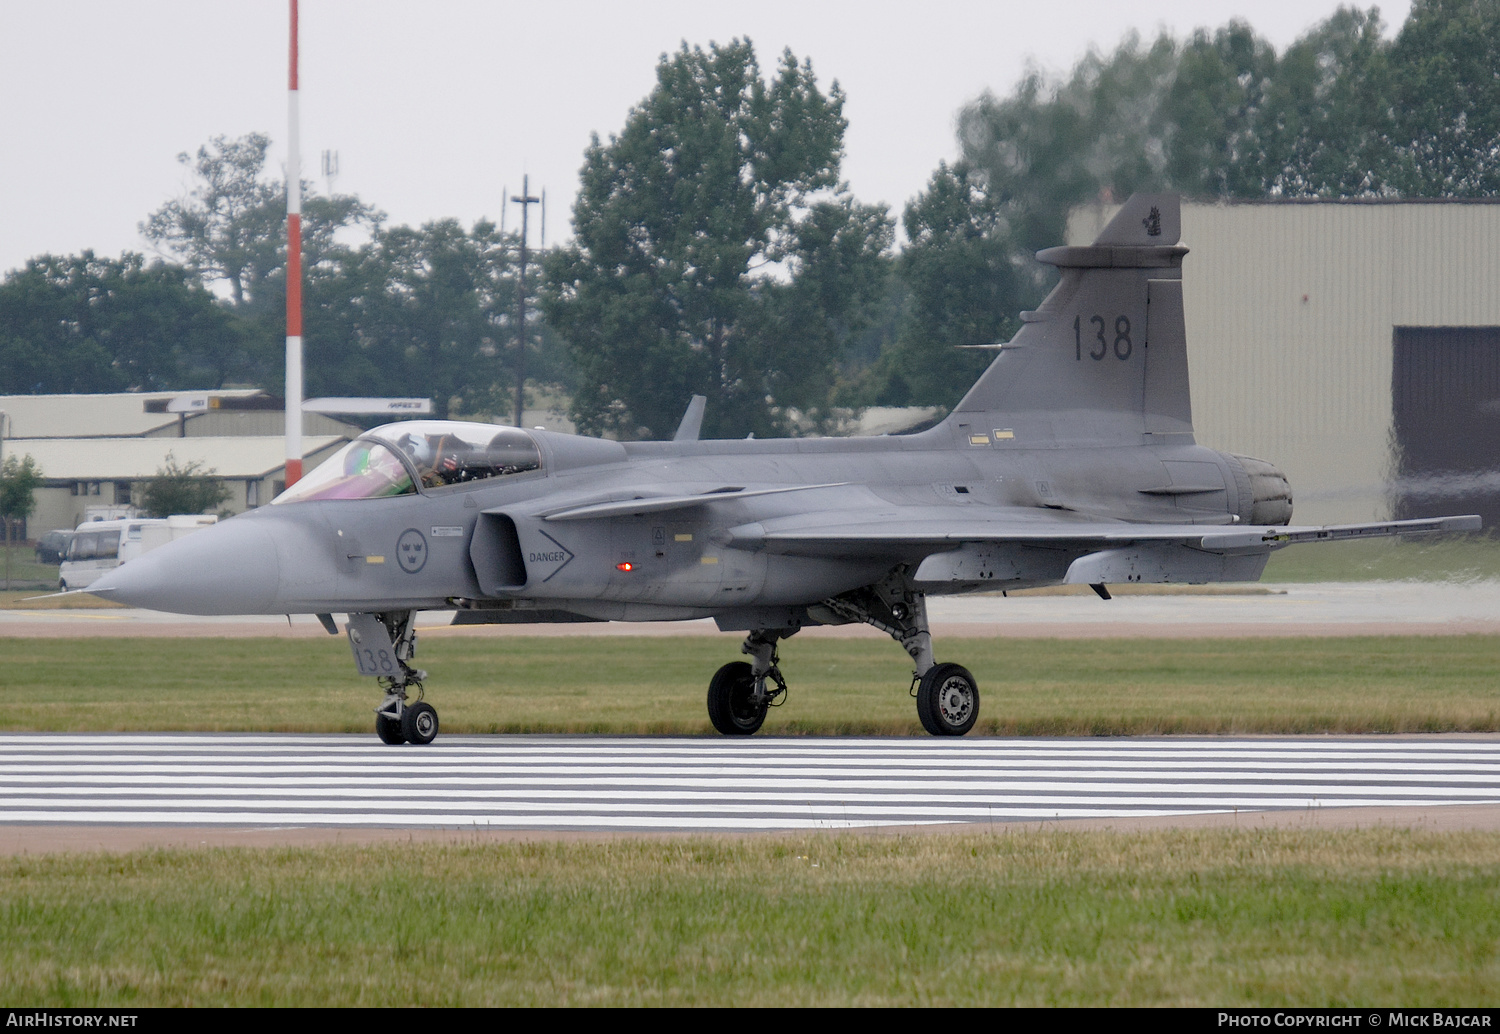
[5,579,1499,851]
[3,580,1499,639]
[6,734,1500,856]
[8,803,1500,857]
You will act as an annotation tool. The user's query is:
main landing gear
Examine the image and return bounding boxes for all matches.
[346,611,440,745]
[704,572,981,737]
[707,629,791,735]
[914,663,979,737]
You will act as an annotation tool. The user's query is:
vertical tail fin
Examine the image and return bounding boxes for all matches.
[951,193,1193,445]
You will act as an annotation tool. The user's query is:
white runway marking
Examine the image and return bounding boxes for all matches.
[3,734,1498,832]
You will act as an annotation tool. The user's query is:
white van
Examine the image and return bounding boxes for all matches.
[59,515,218,591]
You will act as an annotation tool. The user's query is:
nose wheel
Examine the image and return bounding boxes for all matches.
[375,711,405,745]
[373,699,439,745]
[401,701,439,744]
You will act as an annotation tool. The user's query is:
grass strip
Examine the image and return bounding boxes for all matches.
[2,634,1498,735]
[1262,535,1500,583]
[2,828,1496,1006]
[0,557,62,593]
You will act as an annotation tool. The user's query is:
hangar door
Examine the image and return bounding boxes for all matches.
[1391,326,1500,531]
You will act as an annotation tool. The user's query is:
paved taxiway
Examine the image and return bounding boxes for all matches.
[4,581,1498,638]
[3,734,1498,837]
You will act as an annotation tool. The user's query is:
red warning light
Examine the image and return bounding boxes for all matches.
[616,562,634,572]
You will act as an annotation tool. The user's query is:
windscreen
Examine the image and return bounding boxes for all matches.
[273,422,543,503]
[273,440,417,503]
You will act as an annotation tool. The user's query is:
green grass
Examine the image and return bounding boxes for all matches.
[2,829,1496,1006]
[1264,534,1500,583]
[3,634,1498,735]
[0,553,58,590]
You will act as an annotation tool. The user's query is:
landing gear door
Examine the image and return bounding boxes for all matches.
[346,613,400,677]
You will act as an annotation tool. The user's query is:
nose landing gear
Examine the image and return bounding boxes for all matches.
[347,611,438,745]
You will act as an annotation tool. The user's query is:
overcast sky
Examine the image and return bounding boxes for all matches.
[0,1,1413,274]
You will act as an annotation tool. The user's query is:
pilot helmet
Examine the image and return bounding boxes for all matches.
[397,433,434,466]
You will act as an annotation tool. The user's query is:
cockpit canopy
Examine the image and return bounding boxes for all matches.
[275,421,542,503]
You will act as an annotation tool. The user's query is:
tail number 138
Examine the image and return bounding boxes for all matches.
[1074,315,1132,360]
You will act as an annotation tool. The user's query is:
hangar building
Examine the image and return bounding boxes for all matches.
[1069,199,1500,527]
[0,391,355,536]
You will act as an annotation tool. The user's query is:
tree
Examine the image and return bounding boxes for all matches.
[0,252,242,393]
[305,218,554,420]
[957,32,1182,254]
[342,219,508,419]
[873,32,1191,407]
[873,161,1021,406]
[878,3,1500,406]
[542,40,892,439]
[1156,21,1281,197]
[140,454,230,518]
[943,2,1500,216]
[141,133,378,312]
[0,454,43,589]
[754,197,893,425]
[140,133,381,393]
[1386,0,1500,196]
[140,134,284,308]
[136,133,557,418]
[1250,7,1392,197]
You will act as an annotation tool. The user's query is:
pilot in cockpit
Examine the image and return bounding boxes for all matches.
[397,432,473,488]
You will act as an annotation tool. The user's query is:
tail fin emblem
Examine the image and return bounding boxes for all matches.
[1142,206,1162,237]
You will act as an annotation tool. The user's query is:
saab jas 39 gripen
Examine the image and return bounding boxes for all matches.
[86,194,1480,744]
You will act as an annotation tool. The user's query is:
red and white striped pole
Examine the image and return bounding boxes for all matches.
[284,0,304,487]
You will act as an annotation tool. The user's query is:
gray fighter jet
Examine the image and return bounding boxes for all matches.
[87,193,1480,744]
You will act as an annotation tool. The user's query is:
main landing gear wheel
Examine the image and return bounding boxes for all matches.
[401,701,439,745]
[916,663,979,736]
[375,712,405,745]
[707,661,767,736]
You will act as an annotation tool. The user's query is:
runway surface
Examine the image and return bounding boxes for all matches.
[5,581,1499,638]
[4,733,1499,833]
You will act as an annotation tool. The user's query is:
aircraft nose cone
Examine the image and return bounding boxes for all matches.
[88,518,282,615]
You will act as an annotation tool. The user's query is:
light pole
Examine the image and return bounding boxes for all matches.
[511,176,540,429]
[284,0,305,487]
